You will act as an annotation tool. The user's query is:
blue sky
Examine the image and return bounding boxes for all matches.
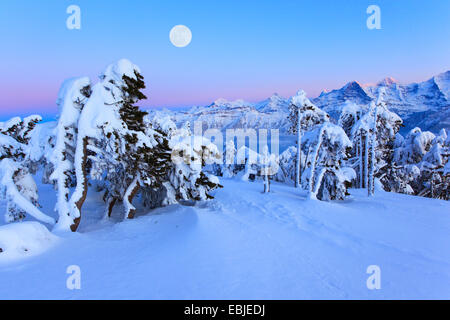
[0,0,449,119]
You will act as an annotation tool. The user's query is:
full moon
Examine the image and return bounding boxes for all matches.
[169,25,192,48]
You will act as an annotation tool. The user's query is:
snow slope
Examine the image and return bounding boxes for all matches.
[0,179,449,299]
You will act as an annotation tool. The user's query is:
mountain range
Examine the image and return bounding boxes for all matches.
[149,70,450,135]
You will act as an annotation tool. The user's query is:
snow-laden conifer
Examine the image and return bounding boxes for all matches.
[302,122,353,200]
[0,116,55,224]
[288,90,330,188]
[50,77,91,231]
[351,90,402,195]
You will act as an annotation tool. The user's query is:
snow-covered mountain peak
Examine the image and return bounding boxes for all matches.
[342,81,365,91]
[433,70,450,82]
[267,93,284,103]
[211,98,251,109]
[158,70,449,135]
[316,71,449,133]
[311,81,372,120]
[377,77,397,87]
[432,70,450,98]
[255,93,290,113]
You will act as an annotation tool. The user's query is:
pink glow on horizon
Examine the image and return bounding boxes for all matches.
[0,70,444,115]
[0,84,59,113]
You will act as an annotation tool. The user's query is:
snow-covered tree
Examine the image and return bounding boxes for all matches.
[234,146,262,181]
[351,91,402,195]
[1,59,224,232]
[260,145,279,193]
[221,139,237,178]
[384,164,420,195]
[0,116,55,225]
[389,127,449,199]
[274,146,304,183]
[136,115,222,208]
[165,130,222,202]
[388,128,435,195]
[302,122,353,200]
[74,60,176,225]
[29,121,57,186]
[68,59,165,230]
[110,67,175,219]
[288,90,330,188]
[262,146,270,193]
[338,101,366,139]
[393,128,435,165]
[337,102,366,188]
[50,77,91,231]
[416,129,449,199]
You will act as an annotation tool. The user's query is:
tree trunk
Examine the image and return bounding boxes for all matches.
[70,137,89,232]
[368,108,378,197]
[124,176,140,219]
[105,196,117,218]
[295,108,302,188]
[364,133,369,191]
[368,142,372,196]
[263,169,270,193]
[367,133,376,196]
[359,134,363,188]
[53,165,72,231]
[308,129,324,199]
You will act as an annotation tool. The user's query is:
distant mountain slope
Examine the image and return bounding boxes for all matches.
[314,70,449,133]
[161,94,292,133]
[148,71,449,135]
[312,81,372,120]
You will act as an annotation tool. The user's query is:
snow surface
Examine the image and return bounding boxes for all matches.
[0,221,59,262]
[0,178,449,299]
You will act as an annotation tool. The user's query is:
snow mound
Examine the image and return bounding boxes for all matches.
[0,222,59,263]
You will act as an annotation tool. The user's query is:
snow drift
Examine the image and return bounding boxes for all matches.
[0,221,59,263]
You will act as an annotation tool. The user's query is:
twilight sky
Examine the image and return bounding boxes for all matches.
[0,0,449,120]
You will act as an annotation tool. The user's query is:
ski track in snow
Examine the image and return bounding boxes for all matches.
[0,179,449,299]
